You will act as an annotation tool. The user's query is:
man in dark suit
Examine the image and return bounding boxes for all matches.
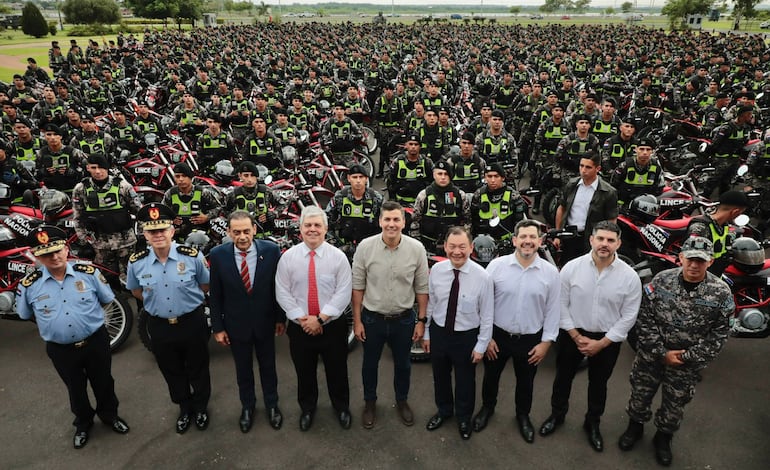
[210,210,286,433]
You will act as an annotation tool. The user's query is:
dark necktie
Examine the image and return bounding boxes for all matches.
[445,269,460,332]
[307,250,320,316]
[240,251,251,295]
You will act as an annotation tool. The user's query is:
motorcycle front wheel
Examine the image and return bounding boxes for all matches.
[105,294,133,352]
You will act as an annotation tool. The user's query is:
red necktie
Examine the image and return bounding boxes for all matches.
[240,251,252,295]
[445,269,460,332]
[307,250,320,316]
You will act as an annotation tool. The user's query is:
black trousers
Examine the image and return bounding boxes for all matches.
[46,326,119,431]
[550,329,622,423]
[481,326,542,417]
[148,306,211,414]
[287,318,349,413]
[558,231,588,267]
[229,333,279,410]
[429,323,479,422]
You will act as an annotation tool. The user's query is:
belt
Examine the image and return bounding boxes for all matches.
[150,305,204,325]
[365,308,411,321]
[49,326,104,348]
[494,325,541,340]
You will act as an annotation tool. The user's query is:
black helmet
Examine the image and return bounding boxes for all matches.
[38,189,70,215]
[471,234,497,266]
[732,237,765,273]
[629,194,660,223]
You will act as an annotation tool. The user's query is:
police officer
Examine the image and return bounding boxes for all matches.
[610,138,664,208]
[109,108,140,159]
[531,102,570,213]
[240,113,282,174]
[72,153,142,276]
[36,123,87,193]
[387,132,434,208]
[373,82,405,178]
[321,101,363,168]
[126,203,212,434]
[703,105,753,197]
[555,114,601,180]
[619,237,733,467]
[134,100,166,140]
[601,120,638,175]
[475,109,515,165]
[71,113,115,161]
[224,161,278,238]
[325,164,384,245]
[162,162,222,242]
[196,112,238,174]
[470,163,526,243]
[687,190,749,276]
[17,225,130,449]
[412,160,471,254]
[449,132,486,194]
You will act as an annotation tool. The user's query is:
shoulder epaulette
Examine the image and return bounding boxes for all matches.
[129,248,150,263]
[73,263,96,274]
[177,245,200,257]
[21,270,42,287]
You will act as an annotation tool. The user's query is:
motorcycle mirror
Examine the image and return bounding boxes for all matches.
[654,110,661,119]
[264,174,273,185]
[737,164,749,177]
[734,214,750,227]
[757,92,765,101]
[698,142,708,153]
[489,216,501,228]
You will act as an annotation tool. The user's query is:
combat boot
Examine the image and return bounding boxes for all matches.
[618,419,644,451]
[653,430,673,466]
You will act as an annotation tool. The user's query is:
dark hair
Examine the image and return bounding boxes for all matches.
[228,210,255,227]
[592,220,621,236]
[514,219,542,237]
[581,152,602,168]
[380,200,405,218]
[444,226,472,243]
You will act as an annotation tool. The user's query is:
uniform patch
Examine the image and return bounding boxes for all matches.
[75,280,86,292]
[129,249,150,263]
[177,262,186,273]
[73,264,96,274]
[21,270,42,287]
[177,245,199,257]
[644,283,655,296]
[98,272,108,284]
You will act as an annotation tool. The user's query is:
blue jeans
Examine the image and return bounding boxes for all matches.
[361,308,415,402]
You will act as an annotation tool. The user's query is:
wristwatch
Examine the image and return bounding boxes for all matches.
[417,317,427,324]
[317,316,325,326]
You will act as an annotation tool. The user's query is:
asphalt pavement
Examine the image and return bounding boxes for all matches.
[2,311,769,469]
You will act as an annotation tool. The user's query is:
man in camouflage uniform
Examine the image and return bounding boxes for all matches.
[162,162,222,242]
[325,164,383,246]
[618,236,733,467]
[72,153,142,277]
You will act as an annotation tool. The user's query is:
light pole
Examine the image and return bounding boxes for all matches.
[57,0,64,30]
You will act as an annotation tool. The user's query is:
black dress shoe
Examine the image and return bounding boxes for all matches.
[583,421,604,452]
[538,415,565,436]
[268,406,283,430]
[338,410,352,430]
[299,411,314,432]
[516,415,535,443]
[111,417,130,434]
[472,406,494,432]
[653,431,673,466]
[426,413,447,431]
[458,421,472,440]
[176,413,191,434]
[73,430,89,449]
[195,411,209,431]
[239,408,255,433]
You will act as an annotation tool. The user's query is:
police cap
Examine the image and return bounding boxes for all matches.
[27,225,68,257]
[347,164,368,177]
[433,159,454,178]
[137,203,175,230]
[681,236,713,261]
[174,162,194,178]
[484,163,505,178]
[87,153,110,169]
[238,160,259,175]
[636,137,656,149]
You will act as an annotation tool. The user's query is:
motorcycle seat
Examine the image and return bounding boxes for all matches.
[654,218,691,230]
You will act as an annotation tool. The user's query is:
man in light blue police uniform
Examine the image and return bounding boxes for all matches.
[126,203,211,434]
[17,225,130,449]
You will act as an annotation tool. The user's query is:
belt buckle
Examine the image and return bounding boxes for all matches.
[74,340,87,348]
[168,317,179,325]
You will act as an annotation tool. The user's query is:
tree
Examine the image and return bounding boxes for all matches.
[509,6,521,14]
[661,0,714,29]
[539,0,592,13]
[62,0,121,25]
[125,0,180,21]
[176,0,203,29]
[621,1,634,12]
[21,2,48,38]
[605,7,616,14]
[731,0,762,30]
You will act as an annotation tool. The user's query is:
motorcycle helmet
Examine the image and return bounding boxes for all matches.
[471,234,497,267]
[185,230,211,251]
[38,189,70,216]
[282,145,297,164]
[731,237,765,274]
[214,160,235,181]
[629,194,660,223]
[0,225,16,249]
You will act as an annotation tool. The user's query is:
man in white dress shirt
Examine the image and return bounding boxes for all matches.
[423,226,494,440]
[275,206,353,432]
[472,220,561,444]
[539,220,641,452]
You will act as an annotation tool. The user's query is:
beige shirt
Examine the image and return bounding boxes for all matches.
[352,233,429,314]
